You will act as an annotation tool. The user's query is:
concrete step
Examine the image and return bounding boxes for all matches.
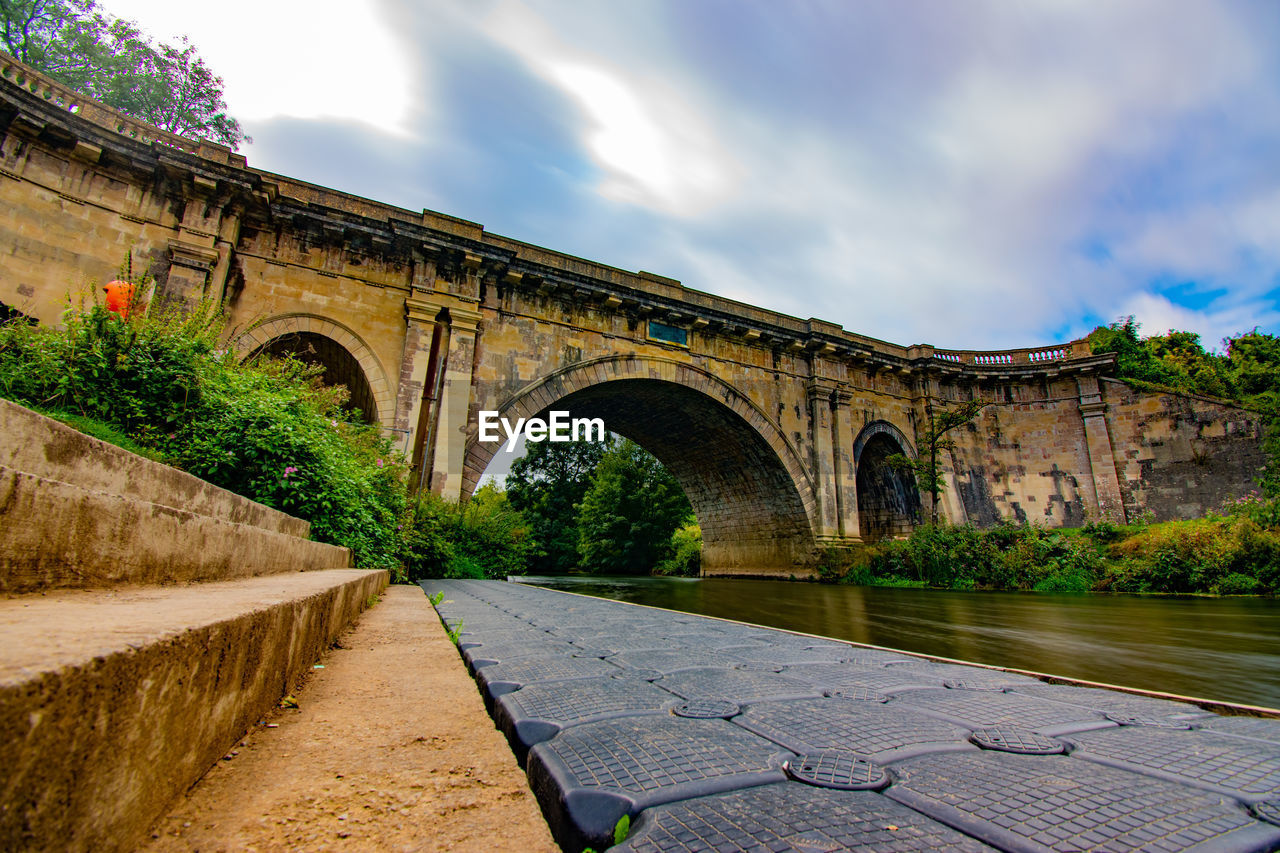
[0,398,309,538]
[0,568,388,852]
[0,465,350,593]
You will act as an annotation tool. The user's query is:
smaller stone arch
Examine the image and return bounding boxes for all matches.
[231,314,395,427]
[853,420,921,542]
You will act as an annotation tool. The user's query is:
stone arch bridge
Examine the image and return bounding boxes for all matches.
[0,59,1266,575]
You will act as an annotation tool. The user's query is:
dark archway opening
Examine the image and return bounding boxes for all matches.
[856,433,921,542]
[252,332,377,424]
[493,378,814,574]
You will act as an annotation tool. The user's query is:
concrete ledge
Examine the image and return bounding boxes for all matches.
[0,466,351,593]
[0,398,309,538]
[0,568,388,852]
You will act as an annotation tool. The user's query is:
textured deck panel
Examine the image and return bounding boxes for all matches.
[527,716,789,850]
[1066,727,1280,803]
[496,677,676,758]
[887,752,1280,853]
[614,782,997,852]
[426,580,1280,853]
[733,696,976,762]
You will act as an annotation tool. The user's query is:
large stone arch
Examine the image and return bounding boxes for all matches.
[464,355,818,574]
[853,420,921,542]
[230,314,395,427]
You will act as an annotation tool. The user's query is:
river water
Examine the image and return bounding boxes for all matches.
[518,575,1280,710]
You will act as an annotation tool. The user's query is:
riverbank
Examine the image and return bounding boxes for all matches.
[145,585,556,852]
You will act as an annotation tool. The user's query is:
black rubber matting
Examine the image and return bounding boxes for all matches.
[655,667,822,704]
[1007,683,1205,717]
[494,676,674,758]
[1066,726,1280,803]
[733,696,974,762]
[779,662,944,693]
[887,751,1280,853]
[608,649,741,674]
[614,781,996,852]
[526,715,789,851]
[893,685,1113,735]
[475,655,622,700]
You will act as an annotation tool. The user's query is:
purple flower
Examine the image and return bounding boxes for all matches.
[376,458,384,468]
[283,466,298,478]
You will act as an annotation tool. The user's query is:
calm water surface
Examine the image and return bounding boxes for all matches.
[519,576,1280,709]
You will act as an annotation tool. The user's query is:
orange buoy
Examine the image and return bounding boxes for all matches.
[102,280,137,318]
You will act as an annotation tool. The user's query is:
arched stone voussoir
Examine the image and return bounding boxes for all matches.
[230,313,396,428]
[464,355,819,575]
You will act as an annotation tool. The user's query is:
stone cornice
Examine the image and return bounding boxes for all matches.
[0,54,1115,384]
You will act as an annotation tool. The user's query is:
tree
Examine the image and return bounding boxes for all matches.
[506,436,615,573]
[0,0,247,148]
[888,399,988,525]
[576,439,693,575]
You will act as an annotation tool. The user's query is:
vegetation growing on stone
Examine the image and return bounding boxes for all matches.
[1089,318,1280,494]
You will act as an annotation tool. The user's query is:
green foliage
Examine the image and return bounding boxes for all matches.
[450,484,534,579]
[0,0,247,147]
[506,436,614,573]
[427,591,444,606]
[446,619,463,646]
[859,516,1280,595]
[401,486,533,581]
[1105,516,1280,595]
[654,523,702,577]
[0,298,406,568]
[577,439,694,574]
[31,406,166,462]
[613,814,631,846]
[1088,320,1280,495]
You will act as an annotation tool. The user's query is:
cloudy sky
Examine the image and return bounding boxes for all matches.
[104,0,1280,352]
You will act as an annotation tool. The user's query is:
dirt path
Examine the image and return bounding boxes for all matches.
[145,584,559,852]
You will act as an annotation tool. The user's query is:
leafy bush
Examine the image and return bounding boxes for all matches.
[1105,516,1280,594]
[402,486,533,581]
[869,523,1105,591]
[1222,493,1280,529]
[0,300,407,568]
[654,523,702,577]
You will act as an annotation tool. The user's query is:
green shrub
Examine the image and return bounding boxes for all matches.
[0,301,407,569]
[450,484,534,579]
[1215,572,1262,595]
[403,486,533,581]
[654,523,702,577]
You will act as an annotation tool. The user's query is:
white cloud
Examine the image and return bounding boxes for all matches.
[1118,292,1280,350]
[99,0,417,134]
[478,1,738,217]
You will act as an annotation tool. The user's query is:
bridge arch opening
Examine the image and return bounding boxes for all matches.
[465,361,817,575]
[251,331,378,424]
[854,422,920,542]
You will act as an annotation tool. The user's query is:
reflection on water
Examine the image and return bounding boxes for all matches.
[519,575,1280,709]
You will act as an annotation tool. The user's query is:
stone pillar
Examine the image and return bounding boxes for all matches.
[831,388,861,542]
[808,379,840,543]
[207,206,242,304]
[162,240,218,309]
[1077,373,1127,522]
[429,305,482,500]
[397,298,445,492]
